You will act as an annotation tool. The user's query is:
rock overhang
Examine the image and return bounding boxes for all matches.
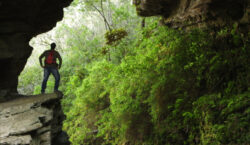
[133,0,250,28]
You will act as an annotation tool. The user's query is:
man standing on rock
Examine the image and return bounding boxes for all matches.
[39,43,62,94]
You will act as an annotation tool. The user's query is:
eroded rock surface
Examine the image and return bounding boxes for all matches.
[134,0,250,28]
[0,0,72,96]
[0,93,68,145]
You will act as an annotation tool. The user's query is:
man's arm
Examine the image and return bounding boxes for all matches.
[39,52,46,68]
[57,52,62,69]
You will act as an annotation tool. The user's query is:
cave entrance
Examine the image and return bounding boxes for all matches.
[17,1,107,95]
[17,0,129,95]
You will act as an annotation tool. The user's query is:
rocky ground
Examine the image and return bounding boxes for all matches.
[0,93,69,145]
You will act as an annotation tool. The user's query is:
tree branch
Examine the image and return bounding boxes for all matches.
[91,3,112,31]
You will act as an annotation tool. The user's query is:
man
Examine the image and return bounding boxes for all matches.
[39,43,62,94]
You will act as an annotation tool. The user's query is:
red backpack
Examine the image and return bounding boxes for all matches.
[45,50,56,64]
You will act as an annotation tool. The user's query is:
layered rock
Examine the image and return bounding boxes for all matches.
[0,0,72,97]
[134,0,250,28]
[0,93,68,145]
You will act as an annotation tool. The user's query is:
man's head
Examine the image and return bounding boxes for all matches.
[50,43,56,50]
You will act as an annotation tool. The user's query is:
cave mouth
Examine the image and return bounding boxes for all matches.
[17,5,73,96]
[17,1,109,95]
[0,0,73,99]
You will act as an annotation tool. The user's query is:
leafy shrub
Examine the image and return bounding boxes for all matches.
[62,21,250,145]
[105,28,128,46]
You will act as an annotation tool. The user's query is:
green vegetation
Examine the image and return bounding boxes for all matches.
[18,0,250,144]
[61,24,249,145]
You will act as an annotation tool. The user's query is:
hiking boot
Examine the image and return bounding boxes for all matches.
[54,90,63,98]
[54,90,61,93]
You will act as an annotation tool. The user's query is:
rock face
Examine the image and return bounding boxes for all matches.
[134,0,250,28]
[0,93,69,145]
[0,0,72,96]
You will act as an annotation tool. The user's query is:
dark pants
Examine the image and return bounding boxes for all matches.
[41,67,60,93]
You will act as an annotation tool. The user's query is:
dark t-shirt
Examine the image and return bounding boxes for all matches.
[39,50,62,68]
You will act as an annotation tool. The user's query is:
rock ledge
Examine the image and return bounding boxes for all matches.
[0,93,68,145]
